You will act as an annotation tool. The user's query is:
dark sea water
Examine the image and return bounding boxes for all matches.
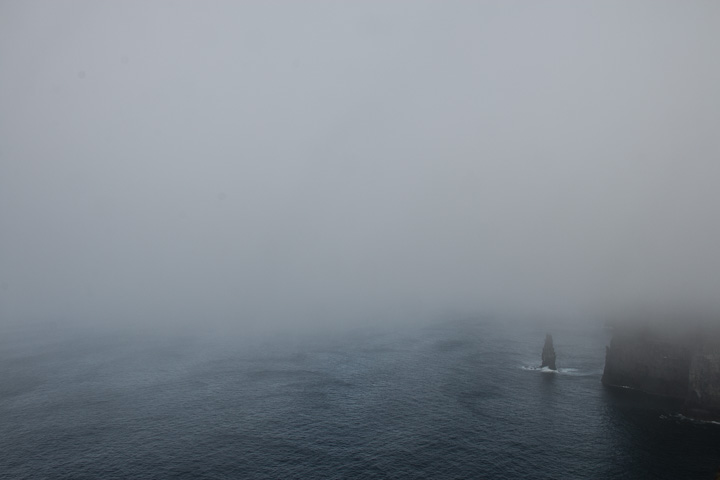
[2,317,719,479]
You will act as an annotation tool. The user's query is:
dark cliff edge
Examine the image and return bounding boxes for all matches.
[602,319,720,420]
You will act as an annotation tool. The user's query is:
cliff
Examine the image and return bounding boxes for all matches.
[685,336,720,418]
[602,320,720,419]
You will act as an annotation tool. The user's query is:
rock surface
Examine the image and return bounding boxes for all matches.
[541,334,557,370]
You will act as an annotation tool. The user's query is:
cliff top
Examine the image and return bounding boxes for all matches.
[606,315,720,351]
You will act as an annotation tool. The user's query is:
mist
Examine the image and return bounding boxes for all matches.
[2,1,719,334]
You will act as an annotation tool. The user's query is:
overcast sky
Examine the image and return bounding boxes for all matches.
[1,1,719,331]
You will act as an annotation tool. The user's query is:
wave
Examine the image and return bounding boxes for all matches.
[520,365,598,376]
[521,365,556,373]
[664,413,720,427]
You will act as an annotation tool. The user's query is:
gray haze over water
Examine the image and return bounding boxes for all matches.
[1,1,719,333]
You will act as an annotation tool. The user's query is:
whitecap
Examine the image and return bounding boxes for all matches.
[520,365,599,376]
[520,365,557,373]
[669,413,720,427]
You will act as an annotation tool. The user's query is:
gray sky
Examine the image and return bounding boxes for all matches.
[1,1,719,331]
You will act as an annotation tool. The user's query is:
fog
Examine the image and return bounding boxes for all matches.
[1,1,719,334]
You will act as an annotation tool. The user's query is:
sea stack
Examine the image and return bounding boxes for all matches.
[541,334,557,370]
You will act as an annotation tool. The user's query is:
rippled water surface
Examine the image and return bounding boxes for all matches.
[2,318,719,479]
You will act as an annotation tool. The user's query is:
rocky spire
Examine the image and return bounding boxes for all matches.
[541,334,557,370]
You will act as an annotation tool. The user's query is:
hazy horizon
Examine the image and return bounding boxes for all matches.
[2,1,719,334]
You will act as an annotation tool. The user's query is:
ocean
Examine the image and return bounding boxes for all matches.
[1,316,719,479]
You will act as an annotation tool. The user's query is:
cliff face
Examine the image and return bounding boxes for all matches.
[602,329,692,398]
[602,321,720,418]
[686,339,720,417]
